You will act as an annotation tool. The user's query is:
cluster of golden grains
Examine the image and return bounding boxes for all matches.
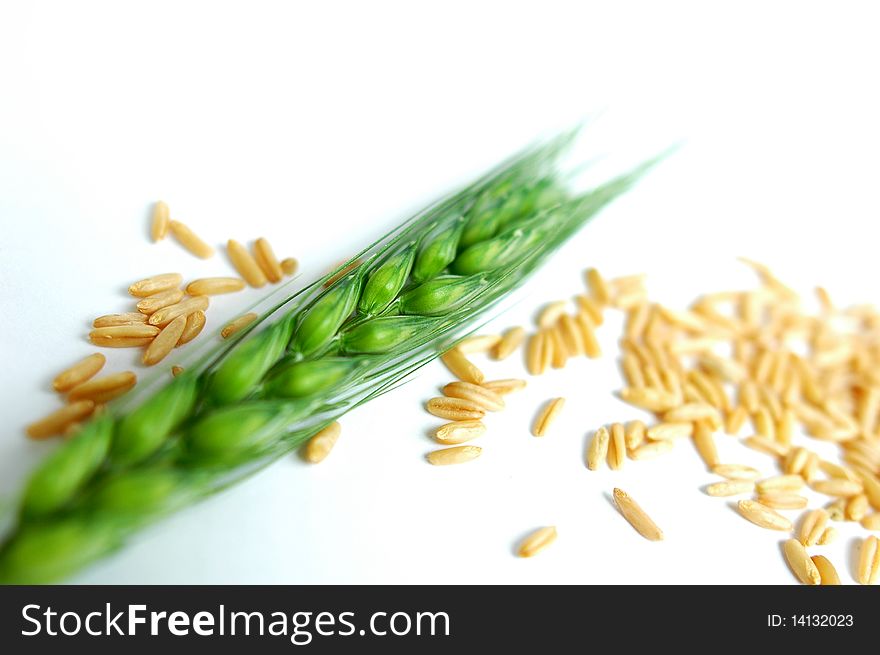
[418,338,528,466]
[437,263,879,575]
[25,202,300,439]
[513,261,878,580]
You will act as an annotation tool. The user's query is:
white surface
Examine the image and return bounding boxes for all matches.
[1,1,879,584]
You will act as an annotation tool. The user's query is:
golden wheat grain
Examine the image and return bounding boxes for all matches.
[92,312,149,328]
[136,288,184,315]
[52,353,106,393]
[783,539,821,585]
[811,555,841,585]
[426,445,482,466]
[148,295,209,327]
[799,509,829,547]
[624,420,646,451]
[304,422,342,463]
[434,420,486,445]
[442,381,505,412]
[227,239,268,287]
[177,310,206,346]
[757,492,808,510]
[481,379,527,395]
[26,400,95,439]
[185,277,247,296]
[253,237,283,283]
[613,488,663,541]
[425,397,485,421]
[151,201,170,241]
[737,500,792,531]
[128,273,183,297]
[169,220,214,259]
[532,398,565,437]
[586,426,610,471]
[857,536,879,585]
[458,334,501,355]
[706,480,755,497]
[68,371,137,403]
[630,440,674,460]
[441,348,485,384]
[221,313,258,339]
[143,315,187,366]
[517,526,557,557]
[492,327,526,360]
[280,257,299,276]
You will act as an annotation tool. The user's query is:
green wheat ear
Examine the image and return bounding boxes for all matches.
[0,128,667,583]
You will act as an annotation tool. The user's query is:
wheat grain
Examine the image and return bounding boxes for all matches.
[52,354,106,393]
[737,499,793,531]
[756,474,805,494]
[547,326,568,369]
[482,379,527,395]
[576,294,604,325]
[585,268,610,305]
[725,405,749,435]
[92,312,149,328]
[253,238,284,283]
[426,445,482,466]
[458,334,501,354]
[304,422,342,463]
[136,288,184,315]
[492,327,526,360]
[619,387,678,412]
[664,403,721,423]
[425,397,485,421]
[613,488,663,541]
[148,296,209,327]
[860,514,880,530]
[586,426,610,470]
[845,494,869,521]
[185,277,247,296]
[630,440,674,460]
[646,422,694,441]
[783,539,821,585]
[532,398,565,437]
[811,479,863,498]
[712,464,760,480]
[169,220,214,258]
[26,400,95,439]
[742,434,790,458]
[221,313,258,339]
[177,310,206,346]
[799,509,829,547]
[143,315,187,366]
[818,527,837,545]
[434,420,486,445]
[706,480,755,497]
[691,422,719,469]
[68,371,137,403]
[757,492,808,509]
[517,526,557,557]
[811,555,841,585]
[857,536,879,585]
[537,301,567,328]
[442,381,504,412]
[624,420,646,451]
[441,348,484,384]
[608,422,626,470]
[576,312,601,358]
[151,201,170,241]
[88,335,154,348]
[280,257,299,276]
[227,239,268,287]
[128,273,183,297]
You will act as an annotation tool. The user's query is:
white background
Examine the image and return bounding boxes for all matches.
[1,1,879,584]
